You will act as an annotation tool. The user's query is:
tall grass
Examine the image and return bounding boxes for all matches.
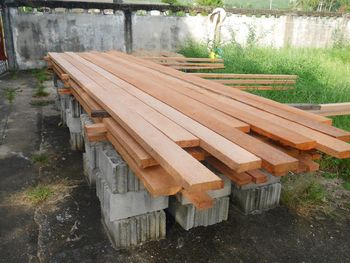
[178,40,350,181]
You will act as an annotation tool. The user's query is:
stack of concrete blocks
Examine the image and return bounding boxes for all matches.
[54,76,84,150]
[80,114,103,186]
[96,142,168,248]
[66,96,84,150]
[168,171,231,231]
[231,171,282,215]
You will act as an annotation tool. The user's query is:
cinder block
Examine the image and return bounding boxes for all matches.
[53,73,58,87]
[83,153,98,186]
[80,114,93,139]
[176,173,231,205]
[168,196,230,231]
[58,94,71,125]
[66,109,82,133]
[231,173,281,215]
[68,96,82,118]
[102,210,166,249]
[70,132,84,151]
[97,143,144,194]
[97,174,168,221]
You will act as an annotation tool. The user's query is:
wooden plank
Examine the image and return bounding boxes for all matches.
[99,52,316,151]
[142,57,224,62]
[79,53,250,134]
[70,81,110,118]
[104,118,158,168]
[64,53,200,149]
[206,157,252,186]
[211,79,295,85]
[110,51,333,129]
[298,154,320,172]
[85,123,107,134]
[231,86,294,91]
[190,73,298,79]
[80,52,297,175]
[49,52,223,192]
[319,102,350,111]
[106,132,181,197]
[159,62,225,67]
[172,66,225,70]
[105,53,350,159]
[76,52,262,172]
[181,190,214,210]
[108,52,350,145]
[246,170,268,184]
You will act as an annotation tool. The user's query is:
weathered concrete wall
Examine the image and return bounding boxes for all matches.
[9,8,125,69]
[133,13,350,51]
[4,7,350,70]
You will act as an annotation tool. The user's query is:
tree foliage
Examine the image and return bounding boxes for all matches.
[195,0,224,7]
[293,0,350,12]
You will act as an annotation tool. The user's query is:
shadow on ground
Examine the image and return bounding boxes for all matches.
[0,72,349,263]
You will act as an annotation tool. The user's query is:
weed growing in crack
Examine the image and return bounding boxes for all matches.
[4,87,19,104]
[27,185,53,205]
[34,84,49,97]
[32,152,49,165]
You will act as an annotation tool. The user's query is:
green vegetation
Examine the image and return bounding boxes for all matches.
[27,185,53,205]
[32,152,49,165]
[343,181,350,191]
[30,100,54,107]
[32,68,50,83]
[4,87,18,104]
[196,0,224,7]
[178,39,350,182]
[281,173,326,212]
[34,84,49,97]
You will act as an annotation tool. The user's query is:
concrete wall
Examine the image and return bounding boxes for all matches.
[133,13,350,51]
[8,8,125,69]
[3,7,350,70]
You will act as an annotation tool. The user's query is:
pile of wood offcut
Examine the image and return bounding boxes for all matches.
[46,51,350,210]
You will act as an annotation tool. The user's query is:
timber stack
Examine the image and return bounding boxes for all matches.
[46,51,350,249]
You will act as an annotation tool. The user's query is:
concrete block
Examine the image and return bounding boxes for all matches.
[102,210,166,249]
[58,94,71,125]
[68,96,82,118]
[80,114,93,139]
[83,153,98,186]
[231,173,282,215]
[97,143,145,194]
[66,109,82,133]
[69,132,84,151]
[53,73,58,87]
[97,174,168,221]
[176,173,231,205]
[168,196,230,231]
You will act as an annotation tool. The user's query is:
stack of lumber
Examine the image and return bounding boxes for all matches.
[46,51,350,210]
[190,73,297,90]
[141,56,225,70]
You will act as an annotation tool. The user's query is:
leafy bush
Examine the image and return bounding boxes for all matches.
[195,0,224,7]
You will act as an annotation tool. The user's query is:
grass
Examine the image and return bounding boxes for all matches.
[178,40,350,182]
[281,173,327,213]
[343,182,350,191]
[30,100,54,107]
[32,152,49,165]
[26,185,53,205]
[32,68,50,83]
[33,84,49,97]
[4,87,18,104]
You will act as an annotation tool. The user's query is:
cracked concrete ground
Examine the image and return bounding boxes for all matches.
[0,72,349,263]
